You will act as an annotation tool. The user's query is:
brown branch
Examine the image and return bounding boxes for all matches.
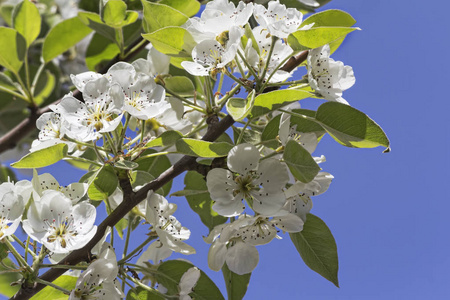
[10,48,308,300]
[0,37,148,155]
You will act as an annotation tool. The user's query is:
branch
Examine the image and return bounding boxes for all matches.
[0,37,148,155]
[10,50,307,300]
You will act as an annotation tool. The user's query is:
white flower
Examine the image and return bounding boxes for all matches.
[107,62,169,120]
[53,84,123,141]
[253,1,303,39]
[179,267,201,300]
[206,143,289,217]
[137,240,173,267]
[32,171,88,204]
[205,218,259,275]
[0,180,31,240]
[244,26,294,82]
[69,243,124,300]
[132,44,170,77]
[278,113,318,153]
[283,172,333,221]
[182,38,239,77]
[183,0,253,43]
[145,192,195,255]
[307,44,355,104]
[22,190,97,253]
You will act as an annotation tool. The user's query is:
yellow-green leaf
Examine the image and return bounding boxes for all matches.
[0,27,26,73]
[176,139,234,158]
[12,0,41,47]
[11,144,68,169]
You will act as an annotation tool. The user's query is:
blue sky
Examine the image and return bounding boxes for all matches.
[6,0,450,299]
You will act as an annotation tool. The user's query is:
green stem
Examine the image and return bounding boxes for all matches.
[93,141,106,162]
[117,29,125,59]
[30,62,46,96]
[122,215,134,291]
[13,71,32,102]
[226,70,248,89]
[204,76,214,112]
[24,52,32,98]
[63,155,103,167]
[118,235,157,265]
[259,51,296,92]
[237,50,258,80]
[0,85,28,100]
[104,133,118,157]
[136,151,172,160]
[265,80,308,87]
[236,119,252,145]
[39,264,88,270]
[164,86,206,112]
[4,239,32,273]
[32,246,48,277]
[123,39,147,59]
[34,277,70,295]
[216,83,242,106]
[65,137,108,152]
[120,271,167,298]
[258,35,277,91]
[119,113,131,152]
[12,235,37,260]
[140,120,146,144]
[278,108,317,123]
[216,73,225,95]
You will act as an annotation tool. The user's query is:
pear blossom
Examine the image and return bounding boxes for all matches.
[137,240,173,267]
[0,180,31,240]
[52,81,124,141]
[244,26,294,82]
[182,38,239,77]
[145,192,195,255]
[22,190,97,253]
[132,44,170,77]
[107,62,169,120]
[206,143,289,217]
[253,1,304,38]
[179,267,201,300]
[307,44,356,104]
[284,172,333,221]
[69,243,123,300]
[182,0,253,43]
[278,113,319,153]
[32,171,88,204]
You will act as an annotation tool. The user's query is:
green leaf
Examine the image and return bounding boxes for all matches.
[184,171,227,230]
[222,263,251,300]
[165,76,195,97]
[160,0,200,17]
[302,9,356,28]
[0,5,15,27]
[0,258,21,297]
[226,90,255,122]
[135,149,172,196]
[42,17,93,63]
[130,170,154,190]
[283,140,320,183]
[315,102,390,151]
[114,160,139,170]
[78,11,116,43]
[87,164,118,200]
[126,286,166,300]
[156,260,225,300]
[31,275,78,300]
[290,109,326,136]
[260,114,282,149]
[11,144,68,169]
[289,26,359,51]
[85,32,120,71]
[33,70,56,106]
[0,165,17,182]
[145,130,183,148]
[176,139,234,158]
[142,26,195,55]
[232,127,261,145]
[250,89,313,119]
[142,1,188,33]
[102,0,138,28]
[12,0,41,47]
[290,214,339,287]
[0,27,26,73]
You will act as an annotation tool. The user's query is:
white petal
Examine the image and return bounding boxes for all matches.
[208,240,227,271]
[225,241,259,275]
[227,143,260,174]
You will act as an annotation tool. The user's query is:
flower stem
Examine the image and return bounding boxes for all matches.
[12,235,37,260]
[118,235,157,265]
[34,277,71,295]
[236,119,252,145]
[4,239,32,273]
[258,35,277,91]
[39,264,88,270]
[122,215,134,291]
